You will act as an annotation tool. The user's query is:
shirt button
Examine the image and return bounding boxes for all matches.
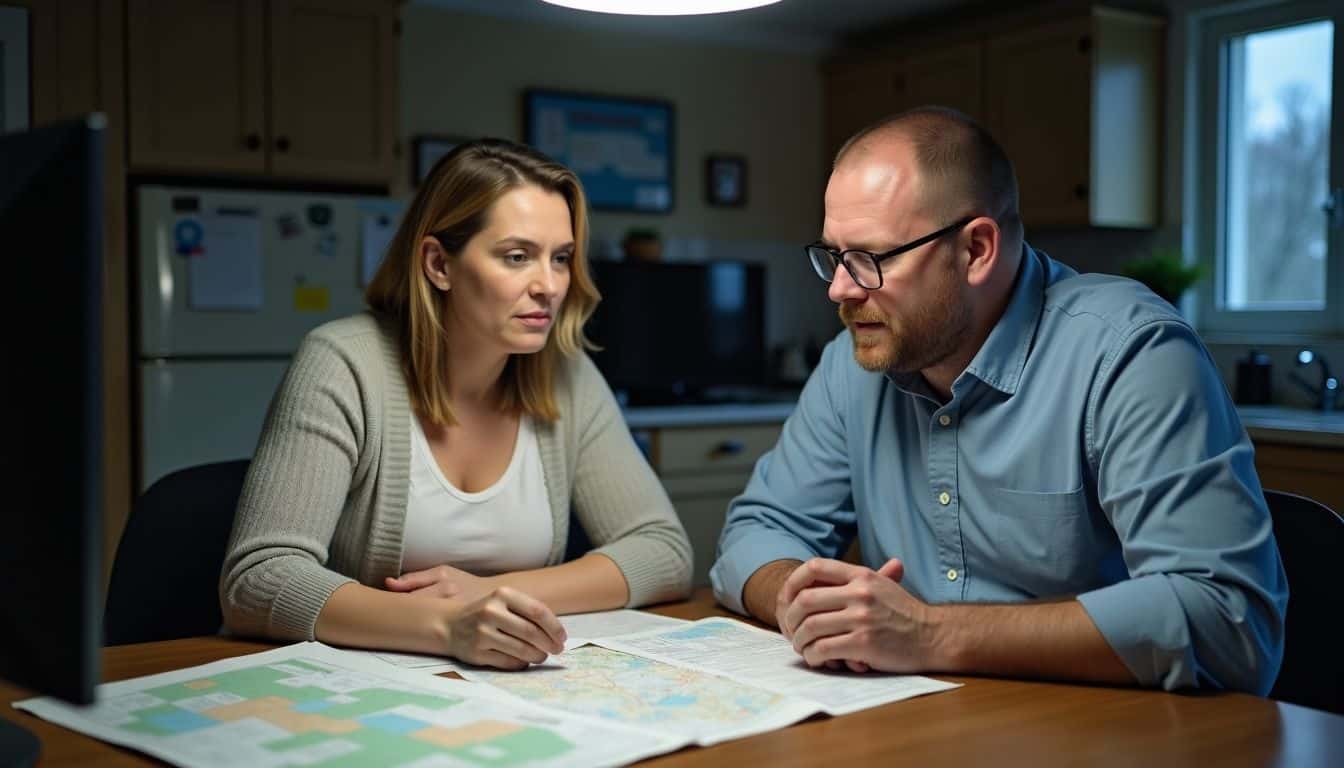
[938,414,952,427]
[938,491,951,505]
[947,569,958,581]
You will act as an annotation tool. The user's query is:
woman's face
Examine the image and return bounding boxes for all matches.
[428,184,575,357]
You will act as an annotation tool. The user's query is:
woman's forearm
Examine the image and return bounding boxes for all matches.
[487,553,628,614]
[315,582,454,654]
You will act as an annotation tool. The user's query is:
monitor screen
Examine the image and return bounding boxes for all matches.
[0,116,105,714]
[586,260,766,405]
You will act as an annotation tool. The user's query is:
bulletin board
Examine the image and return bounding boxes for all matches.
[524,89,675,213]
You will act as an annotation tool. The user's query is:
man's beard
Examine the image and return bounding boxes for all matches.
[839,272,970,374]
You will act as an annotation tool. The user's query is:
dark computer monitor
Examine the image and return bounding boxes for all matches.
[586,259,766,405]
[0,115,106,764]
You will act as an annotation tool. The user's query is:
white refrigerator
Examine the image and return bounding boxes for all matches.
[135,185,405,492]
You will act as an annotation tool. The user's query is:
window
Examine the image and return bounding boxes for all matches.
[1194,1,1343,336]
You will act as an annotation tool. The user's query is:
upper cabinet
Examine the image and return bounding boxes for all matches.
[822,6,1163,230]
[129,0,398,185]
[268,0,398,182]
[985,8,1163,228]
[128,0,268,175]
[823,42,983,161]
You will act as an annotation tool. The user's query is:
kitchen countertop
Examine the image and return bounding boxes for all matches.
[620,401,1344,448]
[623,401,797,429]
[1236,405,1344,449]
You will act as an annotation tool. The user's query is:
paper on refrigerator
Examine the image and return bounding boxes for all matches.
[360,212,397,286]
[185,212,264,311]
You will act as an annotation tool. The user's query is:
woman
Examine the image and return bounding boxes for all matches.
[220,139,692,670]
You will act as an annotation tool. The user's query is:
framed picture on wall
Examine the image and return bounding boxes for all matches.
[706,154,747,207]
[411,135,467,186]
[523,89,674,213]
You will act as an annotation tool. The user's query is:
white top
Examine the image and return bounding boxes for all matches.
[401,413,553,576]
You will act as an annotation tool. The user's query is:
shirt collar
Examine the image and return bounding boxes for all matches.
[883,243,1045,400]
[960,243,1044,396]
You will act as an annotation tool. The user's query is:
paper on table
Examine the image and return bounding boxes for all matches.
[360,213,397,286]
[456,644,819,746]
[13,641,685,768]
[368,649,465,675]
[366,609,692,673]
[596,617,961,716]
[558,609,690,649]
[187,213,263,311]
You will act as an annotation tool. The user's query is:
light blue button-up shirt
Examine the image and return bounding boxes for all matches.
[711,245,1287,694]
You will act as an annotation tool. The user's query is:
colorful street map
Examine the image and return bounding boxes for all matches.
[460,645,816,745]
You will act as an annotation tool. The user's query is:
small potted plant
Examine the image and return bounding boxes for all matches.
[1121,247,1202,306]
[622,227,662,263]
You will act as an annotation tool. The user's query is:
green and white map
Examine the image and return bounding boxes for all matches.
[14,643,682,768]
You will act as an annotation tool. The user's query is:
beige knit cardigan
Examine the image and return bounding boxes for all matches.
[220,312,693,640]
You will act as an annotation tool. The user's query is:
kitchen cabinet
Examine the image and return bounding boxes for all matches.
[984,8,1163,228]
[19,0,133,583]
[644,422,784,588]
[823,41,983,161]
[1253,442,1344,515]
[822,5,1163,229]
[129,0,398,184]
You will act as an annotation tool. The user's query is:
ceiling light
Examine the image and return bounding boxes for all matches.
[540,0,783,16]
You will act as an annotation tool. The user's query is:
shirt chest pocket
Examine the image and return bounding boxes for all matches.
[985,485,1095,594]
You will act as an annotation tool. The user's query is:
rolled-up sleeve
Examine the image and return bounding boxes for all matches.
[711,335,859,615]
[1079,320,1287,693]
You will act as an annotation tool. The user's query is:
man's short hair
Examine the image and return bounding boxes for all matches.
[836,106,1023,253]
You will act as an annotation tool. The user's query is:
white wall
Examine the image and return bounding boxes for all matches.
[399,5,842,352]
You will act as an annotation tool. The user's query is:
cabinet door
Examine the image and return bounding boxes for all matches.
[823,55,901,160]
[1254,443,1344,515]
[268,0,398,183]
[671,494,736,589]
[985,17,1092,228]
[128,0,266,173]
[891,41,984,124]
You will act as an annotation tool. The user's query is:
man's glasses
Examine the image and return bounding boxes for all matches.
[805,217,974,290]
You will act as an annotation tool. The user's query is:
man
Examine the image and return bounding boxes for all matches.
[711,107,1287,693]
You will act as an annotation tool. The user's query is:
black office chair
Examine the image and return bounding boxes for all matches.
[104,460,250,646]
[1264,489,1344,714]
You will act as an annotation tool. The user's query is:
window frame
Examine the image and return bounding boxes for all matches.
[1191,0,1344,338]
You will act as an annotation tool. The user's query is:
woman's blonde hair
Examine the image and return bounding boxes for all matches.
[365,138,599,426]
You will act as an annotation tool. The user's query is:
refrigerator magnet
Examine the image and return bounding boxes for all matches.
[315,231,339,259]
[307,204,333,228]
[174,218,204,256]
[294,284,330,312]
[276,213,301,239]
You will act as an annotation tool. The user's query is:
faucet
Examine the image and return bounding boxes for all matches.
[1291,349,1342,412]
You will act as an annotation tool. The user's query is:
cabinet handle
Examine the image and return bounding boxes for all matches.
[711,440,745,457]
[275,136,291,153]
[1074,183,1088,200]
[244,133,261,151]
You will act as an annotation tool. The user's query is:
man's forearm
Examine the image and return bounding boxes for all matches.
[741,559,803,627]
[930,599,1135,685]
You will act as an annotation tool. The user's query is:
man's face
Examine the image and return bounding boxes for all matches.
[821,151,971,374]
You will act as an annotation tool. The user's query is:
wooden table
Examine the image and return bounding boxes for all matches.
[4,589,1342,766]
